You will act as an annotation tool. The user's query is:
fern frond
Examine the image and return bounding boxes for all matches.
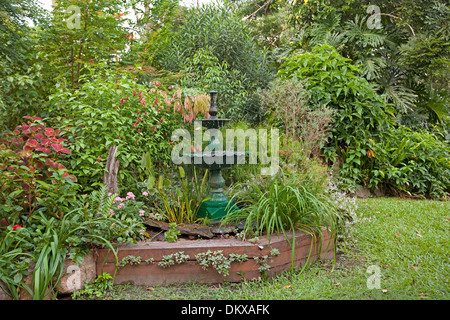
[87,185,115,216]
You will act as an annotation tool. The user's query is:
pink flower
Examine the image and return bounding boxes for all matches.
[113,197,123,203]
[90,59,93,63]
[126,192,135,200]
[139,210,145,216]
[117,203,125,209]
[142,191,148,196]
[109,209,114,215]
[108,193,112,197]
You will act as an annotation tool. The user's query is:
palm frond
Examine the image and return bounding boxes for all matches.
[383,83,417,114]
[355,55,387,81]
[378,66,418,113]
[309,13,345,48]
[343,15,385,49]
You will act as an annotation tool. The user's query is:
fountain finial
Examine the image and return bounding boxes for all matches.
[209,90,218,118]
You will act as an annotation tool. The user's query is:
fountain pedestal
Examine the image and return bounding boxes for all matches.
[187,91,246,221]
[197,168,233,220]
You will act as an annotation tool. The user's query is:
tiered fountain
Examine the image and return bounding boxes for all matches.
[185,91,246,220]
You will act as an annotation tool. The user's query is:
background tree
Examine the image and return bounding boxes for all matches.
[147,2,273,122]
[0,0,49,130]
[39,0,132,90]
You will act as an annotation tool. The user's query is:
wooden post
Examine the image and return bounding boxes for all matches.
[103,146,120,194]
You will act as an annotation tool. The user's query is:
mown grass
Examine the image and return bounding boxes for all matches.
[103,197,450,300]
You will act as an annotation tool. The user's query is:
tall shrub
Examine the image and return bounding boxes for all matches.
[277,44,395,184]
[47,64,203,193]
[152,2,272,121]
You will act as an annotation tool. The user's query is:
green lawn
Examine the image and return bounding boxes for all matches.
[102,197,450,300]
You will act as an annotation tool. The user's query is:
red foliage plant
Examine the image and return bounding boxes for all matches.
[0,116,76,224]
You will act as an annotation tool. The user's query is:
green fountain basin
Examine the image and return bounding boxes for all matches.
[182,151,248,170]
[184,151,248,220]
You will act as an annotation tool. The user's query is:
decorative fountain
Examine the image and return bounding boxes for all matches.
[185,91,247,220]
[94,92,335,289]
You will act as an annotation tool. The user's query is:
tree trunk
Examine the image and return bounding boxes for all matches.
[103,146,120,195]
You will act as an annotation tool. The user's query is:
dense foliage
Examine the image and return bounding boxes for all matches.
[47,63,186,193]
[0,0,448,300]
[149,4,273,121]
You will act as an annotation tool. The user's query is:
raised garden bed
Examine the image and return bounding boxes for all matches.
[96,228,335,286]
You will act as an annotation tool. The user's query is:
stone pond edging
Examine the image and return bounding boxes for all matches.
[0,229,335,299]
[96,229,335,286]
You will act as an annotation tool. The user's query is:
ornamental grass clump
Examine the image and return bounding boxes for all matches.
[225,173,343,270]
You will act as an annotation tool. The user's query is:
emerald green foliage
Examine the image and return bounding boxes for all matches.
[179,47,249,121]
[164,223,181,243]
[73,185,148,246]
[287,0,449,127]
[369,127,450,198]
[0,40,48,130]
[396,32,449,125]
[1,0,449,301]
[41,0,132,90]
[276,44,449,198]
[277,44,394,183]
[151,2,272,121]
[0,0,47,61]
[47,63,181,193]
[142,152,210,224]
[72,272,114,300]
[0,0,49,130]
[227,173,341,239]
